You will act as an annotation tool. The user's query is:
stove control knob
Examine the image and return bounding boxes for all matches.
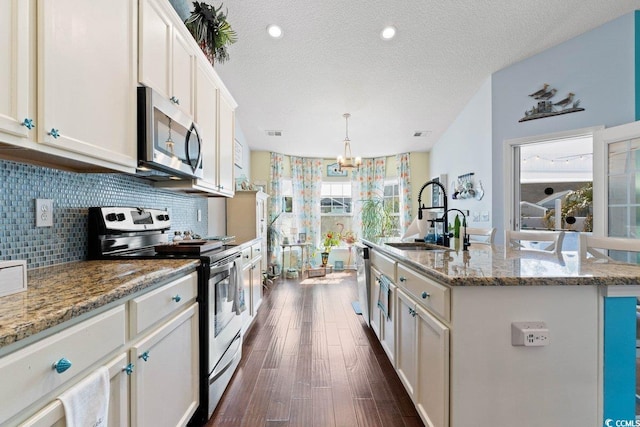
[106,213,117,222]
[116,213,126,221]
[157,214,169,221]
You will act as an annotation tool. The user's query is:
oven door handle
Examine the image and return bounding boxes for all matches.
[210,253,241,274]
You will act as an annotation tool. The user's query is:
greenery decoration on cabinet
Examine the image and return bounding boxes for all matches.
[184,2,237,65]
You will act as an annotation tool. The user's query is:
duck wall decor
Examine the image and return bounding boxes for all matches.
[519,84,584,122]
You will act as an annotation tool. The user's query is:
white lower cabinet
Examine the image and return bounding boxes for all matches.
[395,287,449,427]
[18,352,129,427]
[240,245,263,332]
[2,271,199,427]
[130,303,199,427]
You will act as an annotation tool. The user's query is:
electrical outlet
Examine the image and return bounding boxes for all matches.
[35,199,53,227]
[511,321,549,347]
[197,209,202,222]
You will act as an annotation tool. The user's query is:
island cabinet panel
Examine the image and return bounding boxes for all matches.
[449,284,599,427]
[397,263,450,323]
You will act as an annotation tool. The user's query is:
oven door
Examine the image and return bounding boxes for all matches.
[208,256,243,371]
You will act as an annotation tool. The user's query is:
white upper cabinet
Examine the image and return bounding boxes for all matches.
[194,58,219,187]
[36,0,138,170]
[217,92,235,196]
[0,0,31,141]
[139,0,195,117]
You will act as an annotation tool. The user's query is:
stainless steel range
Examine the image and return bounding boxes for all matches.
[87,207,244,425]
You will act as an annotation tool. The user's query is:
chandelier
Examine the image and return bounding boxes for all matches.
[337,113,362,171]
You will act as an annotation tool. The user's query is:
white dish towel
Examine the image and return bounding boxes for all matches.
[58,366,110,427]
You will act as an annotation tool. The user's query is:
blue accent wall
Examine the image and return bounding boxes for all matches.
[490,12,636,237]
[603,297,637,421]
[0,159,209,269]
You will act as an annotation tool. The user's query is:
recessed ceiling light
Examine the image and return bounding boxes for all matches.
[267,24,283,39]
[381,26,396,40]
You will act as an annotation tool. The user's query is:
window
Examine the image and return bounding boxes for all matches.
[384,180,400,234]
[321,182,353,243]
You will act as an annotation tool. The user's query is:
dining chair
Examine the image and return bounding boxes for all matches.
[505,229,565,254]
[466,227,496,245]
[578,234,640,261]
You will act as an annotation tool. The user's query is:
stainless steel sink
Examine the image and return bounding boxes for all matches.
[384,242,452,251]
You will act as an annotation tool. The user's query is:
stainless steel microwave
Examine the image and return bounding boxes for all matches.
[137,86,203,179]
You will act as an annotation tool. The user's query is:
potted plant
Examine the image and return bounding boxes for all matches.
[184,2,237,65]
[360,197,394,240]
[321,231,340,266]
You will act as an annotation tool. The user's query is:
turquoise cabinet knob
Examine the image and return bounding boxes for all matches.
[49,128,60,139]
[52,357,72,374]
[21,118,35,129]
[139,351,150,362]
[123,363,134,375]
[172,294,181,303]
[399,276,407,282]
[421,291,430,299]
[170,96,180,105]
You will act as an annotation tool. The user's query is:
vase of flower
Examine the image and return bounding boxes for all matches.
[321,252,329,267]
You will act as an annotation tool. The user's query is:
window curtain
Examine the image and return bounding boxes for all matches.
[396,153,412,236]
[351,157,386,239]
[268,152,285,274]
[290,156,323,248]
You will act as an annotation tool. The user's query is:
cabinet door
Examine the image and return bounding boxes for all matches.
[37,0,137,170]
[131,304,199,427]
[0,0,31,141]
[171,29,195,117]
[415,304,449,427]
[19,352,129,427]
[251,260,262,316]
[195,58,218,186]
[396,289,418,399]
[381,282,396,366]
[139,0,172,98]
[217,93,235,196]
[369,266,382,340]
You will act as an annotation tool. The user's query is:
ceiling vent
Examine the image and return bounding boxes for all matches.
[266,130,283,137]
[413,130,431,137]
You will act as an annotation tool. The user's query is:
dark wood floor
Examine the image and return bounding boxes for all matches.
[206,271,424,427]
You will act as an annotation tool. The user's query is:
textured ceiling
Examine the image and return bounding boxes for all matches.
[211,0,640,158]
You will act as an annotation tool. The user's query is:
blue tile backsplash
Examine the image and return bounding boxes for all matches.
[0,159,209,269]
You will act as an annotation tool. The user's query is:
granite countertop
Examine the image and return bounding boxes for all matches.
[0,259,199,350]
[364,238,640,287]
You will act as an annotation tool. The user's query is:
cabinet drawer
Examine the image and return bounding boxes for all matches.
[0,306,126,423]
[251,242,262,261]
[397,264,450,322]
[129,272,197,336]
[371,250,396,281]
[241,246,252,264]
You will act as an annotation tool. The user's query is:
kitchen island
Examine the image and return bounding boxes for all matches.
[363,238,640,427]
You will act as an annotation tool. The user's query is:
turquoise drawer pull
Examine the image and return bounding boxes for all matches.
[172,294,181,303]
[170,96,180,105]
[21,118,35,129]
[52,357,72,374]
[139,351,150,361]
[123,363,134,375]
[399,276,407,282]
[421,291,430,299]
[48,128,60,139]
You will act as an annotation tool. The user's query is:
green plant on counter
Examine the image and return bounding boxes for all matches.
[360,196,394,240]
[185,2,237,64]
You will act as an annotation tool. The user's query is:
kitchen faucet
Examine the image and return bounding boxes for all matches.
[417,180,449,247]
[443,208,470,251]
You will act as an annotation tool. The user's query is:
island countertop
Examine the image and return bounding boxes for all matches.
[0,259,199,351]
[363,238,640,287]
